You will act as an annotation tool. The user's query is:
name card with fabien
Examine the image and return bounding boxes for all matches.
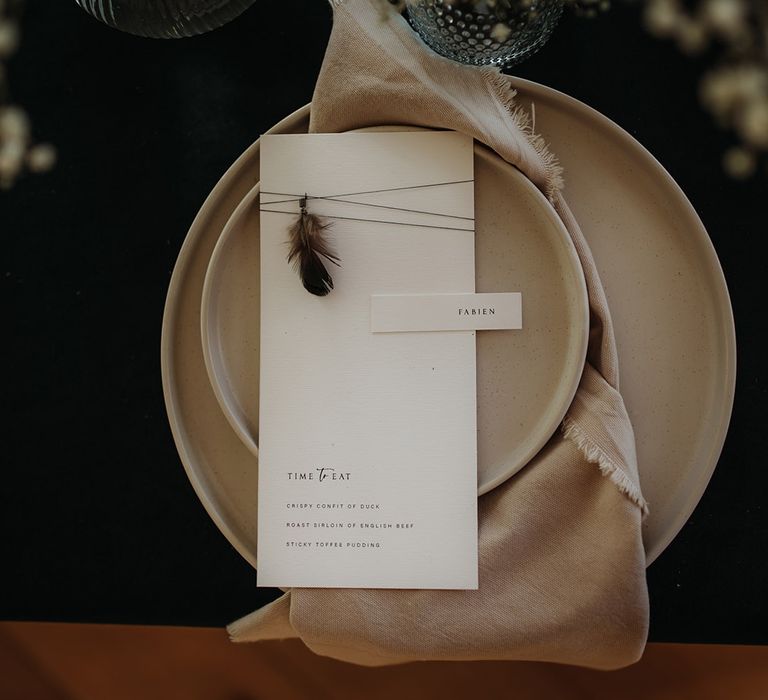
[371,292,523,333]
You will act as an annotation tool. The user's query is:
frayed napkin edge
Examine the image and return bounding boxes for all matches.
[562,416,650,517]
[481,69,565,201]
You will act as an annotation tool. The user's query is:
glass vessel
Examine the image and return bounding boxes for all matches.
[75,0,257,38]
[406,0,564,67]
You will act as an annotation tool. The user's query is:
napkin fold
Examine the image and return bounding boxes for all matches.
[229,0,649,669]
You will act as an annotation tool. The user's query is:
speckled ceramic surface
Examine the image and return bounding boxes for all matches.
[161,79,735,569]
[200,140,589,498]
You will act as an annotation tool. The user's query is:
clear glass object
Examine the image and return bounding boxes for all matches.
[75,0,257,38]
[405,0,564,67]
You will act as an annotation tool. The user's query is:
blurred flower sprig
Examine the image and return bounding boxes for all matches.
[0,0,55,190]
[642,0,768,178]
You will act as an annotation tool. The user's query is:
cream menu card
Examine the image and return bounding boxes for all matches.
[257,132,478,589]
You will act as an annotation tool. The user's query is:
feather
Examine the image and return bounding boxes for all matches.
[286,197,340,296]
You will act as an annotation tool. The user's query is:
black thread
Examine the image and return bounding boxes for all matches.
[263,195,474,222]
[260,179,474,227]
[260,179,473,201]
[260,209,474,232]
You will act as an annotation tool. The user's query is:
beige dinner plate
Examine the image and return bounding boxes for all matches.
[200,142,589,497]
[161,78,735,569]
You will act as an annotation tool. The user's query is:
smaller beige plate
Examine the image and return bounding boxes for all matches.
[201,141,589,495]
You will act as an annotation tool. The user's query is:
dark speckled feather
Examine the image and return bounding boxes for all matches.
[286,199,340,297]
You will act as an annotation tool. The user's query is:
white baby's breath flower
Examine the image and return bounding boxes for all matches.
[700,70,739,115]
[731,65,768,100]
[700,65,768,121]
[737,97,768,147]
[723,146,756,178]
[2,2,57,188]
[0,18,20,57]
[26,142,56,172]
[676,17,708,54]
[0,105,30,140]
[644,0,682,37]
[0,137,25,187]
[702,0,747,39]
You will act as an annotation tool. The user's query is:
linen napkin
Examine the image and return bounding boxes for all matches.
[229,0,649,670]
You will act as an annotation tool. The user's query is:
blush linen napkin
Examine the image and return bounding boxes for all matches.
[228,0,649,670]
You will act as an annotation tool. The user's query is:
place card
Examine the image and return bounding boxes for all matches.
[371,292,522,333]
[257,131,478,589]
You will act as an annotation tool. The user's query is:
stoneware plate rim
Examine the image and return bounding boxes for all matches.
[162,79,736,569]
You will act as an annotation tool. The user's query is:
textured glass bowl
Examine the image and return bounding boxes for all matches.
[406,0,564,67]
[75,0,257,38]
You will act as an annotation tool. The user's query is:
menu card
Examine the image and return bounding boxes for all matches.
[257,132,478,589]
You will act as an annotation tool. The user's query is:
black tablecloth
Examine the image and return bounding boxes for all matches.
[3,0,766,643]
